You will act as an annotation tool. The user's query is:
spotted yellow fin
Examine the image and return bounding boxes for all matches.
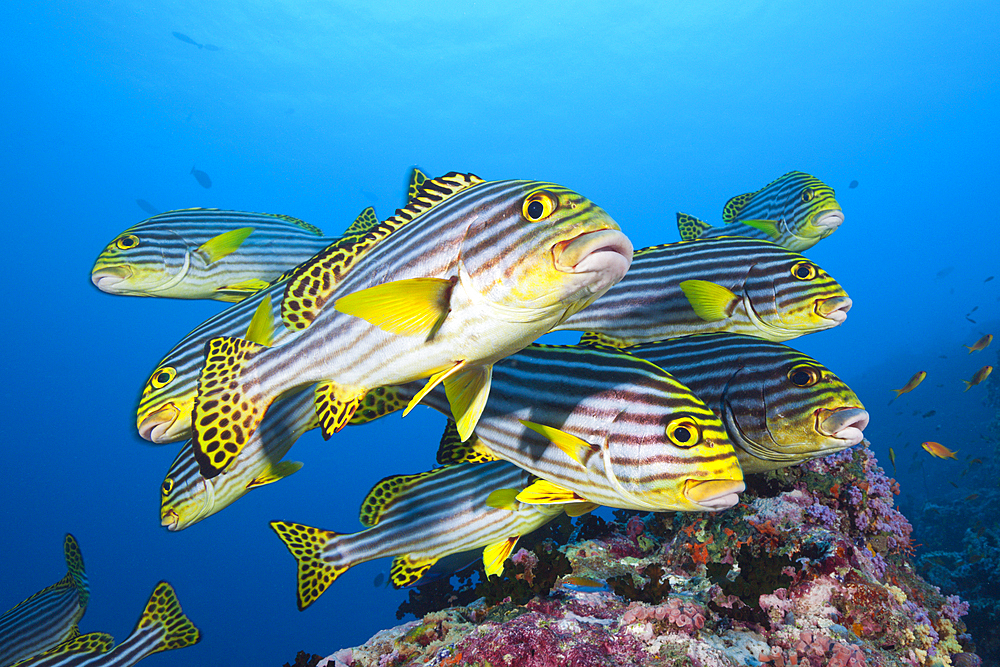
[282,172,483,332]
[133,582,201,654]
[407,167,429,202]
[340,207,379,235]
[516,479,588,505]
[722,188,761,222]
[485,488,522,511]
[314,381,364,439]
[244,294,275,346]
[246,460,303,489]
[482,536,519,578]
[737,219,782,239]
[519,419,600,467]
[359,468,450,527]
[270,521,349,610]
[444,363,492,441]
[218,278,272,301]
[196,227,254,264]
[435,419,496,465]
[22,632,114,661]
[271,213,323,236]
[63,533,89,609]
[335,276,456,339]
[676,212,713,241]
[390,554,437,588]
[578,331,629,349]
[403,360,467,418]
[565,502,599,517]
[348,385,409,425]
[678,279,739,322]
[192,336,268,478]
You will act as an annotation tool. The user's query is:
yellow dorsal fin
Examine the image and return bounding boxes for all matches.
[565,502,599,517]
[335,277,456,339]
[244,294,274,346]
[444,364,492,441]
[196,227,254,264]
[485,488,522,511]
[519,419,599,466]
[737,219,782,239]
[246,460,303,489]
[358,468,448,527]
[270,521,349,610]
[407,167,429,202]
[270,213,323,236]
[349,385,409,425]
[281,172,483,331]
[516,479,588,505]
[436,419,496,465]
[340,207,379,235]
[218,278,272,301]
[63,533,88,608]
[390,554,437,588]
[578,332,629,349]
[678,279,739,322]
[313,381,364,439]
[403,360,467,418]
[722,188,761,222]
[136,582,201,654]
[676,212,713,241]
[482,537,519,578]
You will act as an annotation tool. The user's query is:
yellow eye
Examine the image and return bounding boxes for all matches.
[791,261,817,281]
[161,479,174,496]
[150,367,176,389]
[800,188,815,203]
[116,234,140,250]
[522,190,559,221]
[666,417,701,448]
[788,364,821,387]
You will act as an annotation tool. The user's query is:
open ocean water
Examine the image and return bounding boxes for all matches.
[1,0,997,665]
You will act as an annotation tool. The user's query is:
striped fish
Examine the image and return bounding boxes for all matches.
[350,344,744,512]
[191,173,632,477]
[554,237,851,345]
[159,387,317,530]
[270,460,576,609]
[676,171,843,252]
[10,582,199,666]
[90,209,356,302]
[580,333,869,473]
[1,535,89,667]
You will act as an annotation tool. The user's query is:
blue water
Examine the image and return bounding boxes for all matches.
[2,1,998,664]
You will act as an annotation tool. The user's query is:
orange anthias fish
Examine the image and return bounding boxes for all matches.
[965,334,993,354]
[962,365,992,392]
[889,371,926,404]
[921,441,958,460]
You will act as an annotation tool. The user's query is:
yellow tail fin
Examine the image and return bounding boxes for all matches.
[133,582,200,654]
[270,521,349,610]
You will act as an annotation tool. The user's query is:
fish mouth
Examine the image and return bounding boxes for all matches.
[816,407,869,446]
[138,404,183,443]
[161,508,180,531]
[812,209,844,232]
[683,479,745,511]
[92,265,133,292]
[552,229,634,292]
[815,296,852,324]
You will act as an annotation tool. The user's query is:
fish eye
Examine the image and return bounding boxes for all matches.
[800,188,815,203]
[161,479,174,495]
[115,234,140,250]
[787,364,821,387]
[790,261,817,281]
[666,417,701,448]
[522,190,559,222]
[150,367,176,389]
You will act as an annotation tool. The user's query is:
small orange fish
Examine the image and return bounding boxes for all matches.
[962,365,992,391]
[965,493,980,501]
[922,441,958,459]
[890,371,926,404]
[888,447,897,476]
[965,334,992,353]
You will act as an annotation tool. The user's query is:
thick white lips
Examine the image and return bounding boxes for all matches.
[138,404,183,443]
[816,296,852,324]
[553,229,633,291]
[817,407,869,446]
[91,265,132,292]
[684,479,746,511]
[161,509,179,531]
[813,210,845,231]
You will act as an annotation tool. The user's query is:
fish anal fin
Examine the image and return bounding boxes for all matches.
[196,227,254,264]
[516,479,587,505]
[30,632,114,660]
[390,554,437,588]
[482,537,519,578]
[349,385,409,425]
[519,419,599,467]
[578,332,630,349]
[314,382,364,439]
[247,460,303,489]
[444,364,492,441]
[270,522,348,611]
[485,488,521,511]
[676,212,713,241]
[678,279,739,322]
[565,502,599,517]
[138,582,201,653]
[359,469,447,527]
[335,277,456,339]
[436,419,496,465]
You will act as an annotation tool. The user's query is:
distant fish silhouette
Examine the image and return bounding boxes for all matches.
[190,166,212,189]
[849,180,859,189]
[936,266,954,279]
[985,276,994,282]
[172,32,203,48]
[136,199,159,215]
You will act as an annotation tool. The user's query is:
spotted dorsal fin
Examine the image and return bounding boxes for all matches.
[722,187,762,223]
[63,533,89,609]
[358,468,451,527]
[281,172,484,331]
[270,213,324,236]
[436,419,496,465]
[407,167,429,202]
[676,212,713,241]
[340,207,379,236]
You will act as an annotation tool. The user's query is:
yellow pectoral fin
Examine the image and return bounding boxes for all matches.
[223,278,272,295]
[444,364,492,441]
[314,382,364,439]
[678,279,739,322]
[485,488,522,511]
[246,460,303,489]
[516,479,587,505]
[519,420,599,466]
[197,227,255,264]
[334,277,456,339]
[482,536,519,578]
[402,361,467,418]
[737,219,782,239]
[564,502,599,517]
[245,294,275,345]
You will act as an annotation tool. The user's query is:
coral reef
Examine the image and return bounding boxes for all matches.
[314,443,978,666]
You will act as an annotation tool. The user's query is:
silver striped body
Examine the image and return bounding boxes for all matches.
[92,209,333,301]
[554,237,849,344]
